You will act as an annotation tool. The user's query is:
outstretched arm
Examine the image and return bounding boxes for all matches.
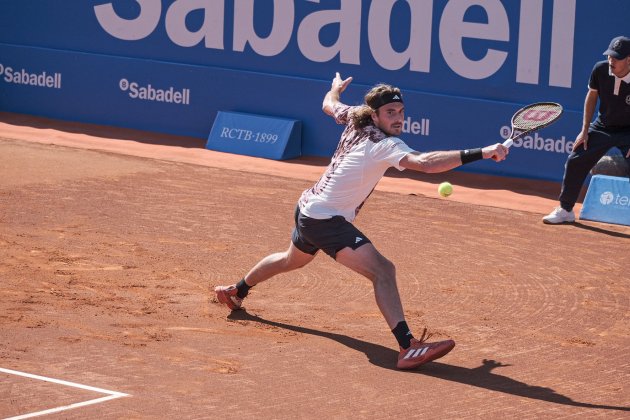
[322,72,353,117]
[399,143,509,174]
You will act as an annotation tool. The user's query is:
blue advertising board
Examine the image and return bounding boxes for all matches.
[580,175,630,226]
[207,111,301,160]
[0,1,628,181]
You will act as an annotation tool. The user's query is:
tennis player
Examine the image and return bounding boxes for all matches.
[215,72,509,369]
[543,35,630,224]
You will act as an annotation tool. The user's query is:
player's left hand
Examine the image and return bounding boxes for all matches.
[332,72,353,94]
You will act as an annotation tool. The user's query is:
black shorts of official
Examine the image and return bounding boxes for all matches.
[291,206,371,259]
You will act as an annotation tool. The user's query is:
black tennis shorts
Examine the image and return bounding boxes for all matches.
[291,206,371,259]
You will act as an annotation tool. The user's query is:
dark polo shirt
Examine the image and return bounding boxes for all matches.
[589,60,630,131]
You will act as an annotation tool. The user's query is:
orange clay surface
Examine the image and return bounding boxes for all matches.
[1,112,629,418]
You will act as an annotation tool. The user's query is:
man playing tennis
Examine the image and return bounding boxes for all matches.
[215,72,509,369]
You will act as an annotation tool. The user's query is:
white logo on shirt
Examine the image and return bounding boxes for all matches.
[355,237,363,243]
[626,95,630,105]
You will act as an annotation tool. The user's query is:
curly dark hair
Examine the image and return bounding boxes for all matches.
[349,84,403,129]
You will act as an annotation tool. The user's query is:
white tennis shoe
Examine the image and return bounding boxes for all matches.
[542,206,575,224]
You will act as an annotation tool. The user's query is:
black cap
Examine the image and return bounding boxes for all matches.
[603,36,630,59]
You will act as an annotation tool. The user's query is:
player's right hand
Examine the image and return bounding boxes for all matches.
[483,143,509,162]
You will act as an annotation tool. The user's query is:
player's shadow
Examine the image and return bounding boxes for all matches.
[228,310,629,413]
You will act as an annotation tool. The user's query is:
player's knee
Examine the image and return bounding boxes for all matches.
[282,252,311,271]
[371,257,396,282]
[383,258,396,277]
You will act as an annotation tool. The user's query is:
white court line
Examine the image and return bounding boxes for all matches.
[0,367,129,419]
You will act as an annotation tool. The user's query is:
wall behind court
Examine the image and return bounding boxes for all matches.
[0,1,628,181]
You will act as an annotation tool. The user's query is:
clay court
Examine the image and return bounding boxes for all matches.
[1,112,629,419]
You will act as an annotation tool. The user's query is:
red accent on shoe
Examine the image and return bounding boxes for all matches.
[214,285,243,310]
[397,337,455,370]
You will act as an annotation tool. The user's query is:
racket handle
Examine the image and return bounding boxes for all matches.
[503,139,513,148]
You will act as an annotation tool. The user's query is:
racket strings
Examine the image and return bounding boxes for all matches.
[512,103,562,131]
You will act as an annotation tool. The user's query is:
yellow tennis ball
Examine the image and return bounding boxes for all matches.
[438,182,453,197]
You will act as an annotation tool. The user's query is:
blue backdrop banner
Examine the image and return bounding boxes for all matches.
[1,1,628,181]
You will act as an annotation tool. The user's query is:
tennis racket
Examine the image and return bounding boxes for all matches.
[503,102,563,148]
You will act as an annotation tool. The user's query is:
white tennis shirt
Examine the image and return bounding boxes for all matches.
[298,103,413,222]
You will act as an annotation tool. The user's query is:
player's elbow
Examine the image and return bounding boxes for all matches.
[322,101,333,116]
